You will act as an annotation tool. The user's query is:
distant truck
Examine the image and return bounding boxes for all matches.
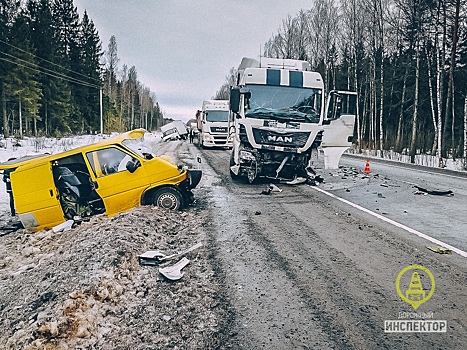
[229,57,357,183]
[196,100,232,148]
[161,120,188,141]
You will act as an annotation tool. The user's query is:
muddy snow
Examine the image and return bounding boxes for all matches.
[0,205,227,349]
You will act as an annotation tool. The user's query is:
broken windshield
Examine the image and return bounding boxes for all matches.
[244,85,322,123]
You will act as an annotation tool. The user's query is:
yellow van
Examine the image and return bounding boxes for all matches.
[0,129,202,232]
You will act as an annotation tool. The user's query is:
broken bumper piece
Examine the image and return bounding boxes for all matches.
[159,257,190,280]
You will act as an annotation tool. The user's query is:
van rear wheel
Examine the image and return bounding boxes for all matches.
[153,187,183,210]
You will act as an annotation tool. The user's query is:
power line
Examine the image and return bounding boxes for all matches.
[0,49,101,89]
[0,38,102,85]
[0,56,100,89]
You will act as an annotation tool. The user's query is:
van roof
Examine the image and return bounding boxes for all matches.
[0,129,146,171]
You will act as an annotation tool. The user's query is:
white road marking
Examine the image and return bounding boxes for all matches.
[311,186,467,258]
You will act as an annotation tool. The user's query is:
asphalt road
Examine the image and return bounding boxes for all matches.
[159,140,467,350]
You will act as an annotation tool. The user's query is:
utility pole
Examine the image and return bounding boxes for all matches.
[100,88,103,135]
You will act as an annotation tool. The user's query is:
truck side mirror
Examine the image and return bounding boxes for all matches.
[230,88,240,113]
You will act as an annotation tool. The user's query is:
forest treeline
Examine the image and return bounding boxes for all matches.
[216,0,467,163]
[0,0,163,138]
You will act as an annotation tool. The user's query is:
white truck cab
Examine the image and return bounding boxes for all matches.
[229,57,357,182]
[197,100,233,148]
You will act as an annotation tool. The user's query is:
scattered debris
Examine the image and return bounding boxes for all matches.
[261,183,283,195]
[414,186,453,196]
[306,175,324,186]
[427,245,452,254]
[138,242,202,266]
[0,218,23,235]
[286,177,307,185]
[159,257,190,280]
[255,211,261,215]
[52,219,74,233]
[0,206,224,349]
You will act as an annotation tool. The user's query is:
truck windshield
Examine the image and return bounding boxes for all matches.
[205,110,230,122]
[245,85,322,123]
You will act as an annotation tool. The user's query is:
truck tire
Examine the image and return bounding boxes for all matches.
[153,187,183,210]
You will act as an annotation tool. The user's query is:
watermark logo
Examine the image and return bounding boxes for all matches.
[384,265,447,333]
[396,264,435,310]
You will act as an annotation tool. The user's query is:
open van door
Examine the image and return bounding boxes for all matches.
[321,90,357,169]
[10,160,65,231]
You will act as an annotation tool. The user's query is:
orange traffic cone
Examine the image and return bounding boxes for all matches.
[363,159,371,173]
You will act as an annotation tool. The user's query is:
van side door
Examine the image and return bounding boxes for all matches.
[12,162,65,231]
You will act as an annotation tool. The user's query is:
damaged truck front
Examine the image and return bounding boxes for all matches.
[229,57,357,183]
[0,129,202,232]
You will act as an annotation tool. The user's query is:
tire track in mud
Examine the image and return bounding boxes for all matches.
[241,198,404,350]
[236,188,467,350]
[193,147,335,349]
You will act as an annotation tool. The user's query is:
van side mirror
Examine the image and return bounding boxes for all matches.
[230,87,240,113]
[126,158,141,173]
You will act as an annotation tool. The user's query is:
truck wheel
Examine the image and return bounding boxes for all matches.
[153,187,183,210]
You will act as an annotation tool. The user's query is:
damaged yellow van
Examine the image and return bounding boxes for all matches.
[0,129,202,232]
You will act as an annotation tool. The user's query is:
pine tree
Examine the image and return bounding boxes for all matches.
[0,0,21,137]
[27,0,72,135]
[77,10,102,132]
[52,0,81,133]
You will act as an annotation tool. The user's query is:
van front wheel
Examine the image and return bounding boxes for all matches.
[153,187,183,210]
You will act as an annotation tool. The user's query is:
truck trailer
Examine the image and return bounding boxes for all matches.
[196,100,232,148]
[161,120,188,141]
[229,57,357,183]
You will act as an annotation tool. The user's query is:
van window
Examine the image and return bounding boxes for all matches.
[86,147,133,177]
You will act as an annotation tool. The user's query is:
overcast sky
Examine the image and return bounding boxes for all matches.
[73,0,312,123]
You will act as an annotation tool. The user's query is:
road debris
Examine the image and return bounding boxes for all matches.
[286,177,307,185]
[52,219,74,233]
[260,183,283,195]
[414,185,454,196]
[138,242,203,266]
[0,218,23,235]
[427,245,453,254]
[159,257,190,280]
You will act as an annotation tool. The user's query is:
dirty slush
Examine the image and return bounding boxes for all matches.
[0,204,231,349]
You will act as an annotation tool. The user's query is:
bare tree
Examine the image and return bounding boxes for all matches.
[104,35,119,102]
[214,67,237,100]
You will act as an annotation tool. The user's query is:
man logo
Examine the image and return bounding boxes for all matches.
[268,135,293,143]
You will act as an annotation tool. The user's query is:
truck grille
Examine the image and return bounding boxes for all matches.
[252,128,311,148]
[210,126,227,133]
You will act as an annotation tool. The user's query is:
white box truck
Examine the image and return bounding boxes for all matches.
[161,120,188,141]
[229,57,357,183]
[196,100,232,148]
